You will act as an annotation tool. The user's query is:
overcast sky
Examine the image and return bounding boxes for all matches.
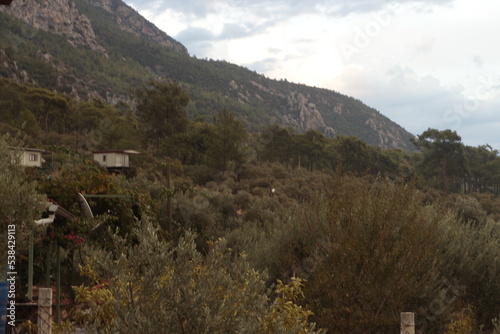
[124,0,500,149]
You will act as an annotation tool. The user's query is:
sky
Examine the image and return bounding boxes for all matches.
[124,0,500,149]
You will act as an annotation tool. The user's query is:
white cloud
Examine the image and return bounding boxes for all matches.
[413,36,434,55]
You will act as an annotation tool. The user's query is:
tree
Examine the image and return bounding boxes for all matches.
[464,145,500,194]
[15,109,39,136]
[295,130,329,171]
[412,129,468,193]
[333,135,374,174]
[437,215,500,332]
[0,134,46,265]
[259,125,296,166]
[75,221,324,333]
[136,81,189,151]
[161,121,215,165]
[245,174,452,333]
[206,109,247,171]
[29,89,71,133]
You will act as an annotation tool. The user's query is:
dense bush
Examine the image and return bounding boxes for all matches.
[75,220,324,333]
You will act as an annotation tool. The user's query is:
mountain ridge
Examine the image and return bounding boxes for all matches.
[0,0,416,151]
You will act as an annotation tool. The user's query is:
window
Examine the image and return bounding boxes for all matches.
[29,153,38,162]
[102,155,106,162]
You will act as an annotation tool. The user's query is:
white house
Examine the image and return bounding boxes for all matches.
[92,150,140,169]
[11,148,45,167]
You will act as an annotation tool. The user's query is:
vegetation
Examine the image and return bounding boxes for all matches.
[0,2,415,149]
[1,57,500,334]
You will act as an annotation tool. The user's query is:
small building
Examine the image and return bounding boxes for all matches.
[10,148,45,168]
[92,150,140,175]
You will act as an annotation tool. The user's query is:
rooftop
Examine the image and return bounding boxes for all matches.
[92,150,141,154]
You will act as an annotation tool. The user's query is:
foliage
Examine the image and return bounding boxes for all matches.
[52,320,76,334]
[229,174,453,333]
[2,46,500,333]
[18,320,37,334]
[81,220,323,333]
[206,109,247,171]
[437,216,500,332]
[259,124,297,165]
[263,277,325,334]
[444,305,477,334]
[162,121,215,165]
[412,128,468,192]
[136,81,189,150]
[72,259,115,333]
[0,134,46,258]
[15,109,39,135]
[493,316,500,334]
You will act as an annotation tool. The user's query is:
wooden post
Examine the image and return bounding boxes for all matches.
[56,247,61,322]
[166,164,172,235]
[38,288,52,334]
[45,242,51,287]
[401,312,415,334]
[27,232,34,300]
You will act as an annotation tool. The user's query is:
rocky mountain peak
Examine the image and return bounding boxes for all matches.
[84,0,188,54]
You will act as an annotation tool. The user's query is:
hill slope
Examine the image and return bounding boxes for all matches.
[0,0,415,150]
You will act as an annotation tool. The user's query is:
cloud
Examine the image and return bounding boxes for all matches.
[176,27,214,42]
[473,55,483,69]
[338,64,500,148]
[219,23,252,40]
[245,57,280,73]
[413,36,434,55]
[127,0,215,17]
[332,64,468,135]
[128,0,454,21]
[175,27,215,56]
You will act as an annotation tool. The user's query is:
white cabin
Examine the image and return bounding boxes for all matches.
[11,148,45,167]
[92,150,140,168]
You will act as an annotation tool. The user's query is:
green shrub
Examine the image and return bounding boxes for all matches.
[81,220,324,333]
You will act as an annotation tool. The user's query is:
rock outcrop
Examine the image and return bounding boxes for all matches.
[0,0,187,55]
[0,0,106,53]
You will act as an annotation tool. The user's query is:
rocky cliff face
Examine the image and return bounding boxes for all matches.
[285,92,328,132]
[230,78,413,150]
[0,0,106,52]
[0,0,187,55]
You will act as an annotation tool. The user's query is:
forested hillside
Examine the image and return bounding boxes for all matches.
[1,77,500,333]
[0,0,416,150]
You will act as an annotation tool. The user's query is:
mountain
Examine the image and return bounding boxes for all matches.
[0,0,416,150]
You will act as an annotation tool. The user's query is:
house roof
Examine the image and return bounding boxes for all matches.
[10,147,45,153]
[92,150,141,155]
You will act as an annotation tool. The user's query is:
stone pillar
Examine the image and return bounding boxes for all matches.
[401,312,415,334]
[38,288,52,334]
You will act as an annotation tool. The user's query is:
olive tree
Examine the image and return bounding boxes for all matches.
[74,219,325,334]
